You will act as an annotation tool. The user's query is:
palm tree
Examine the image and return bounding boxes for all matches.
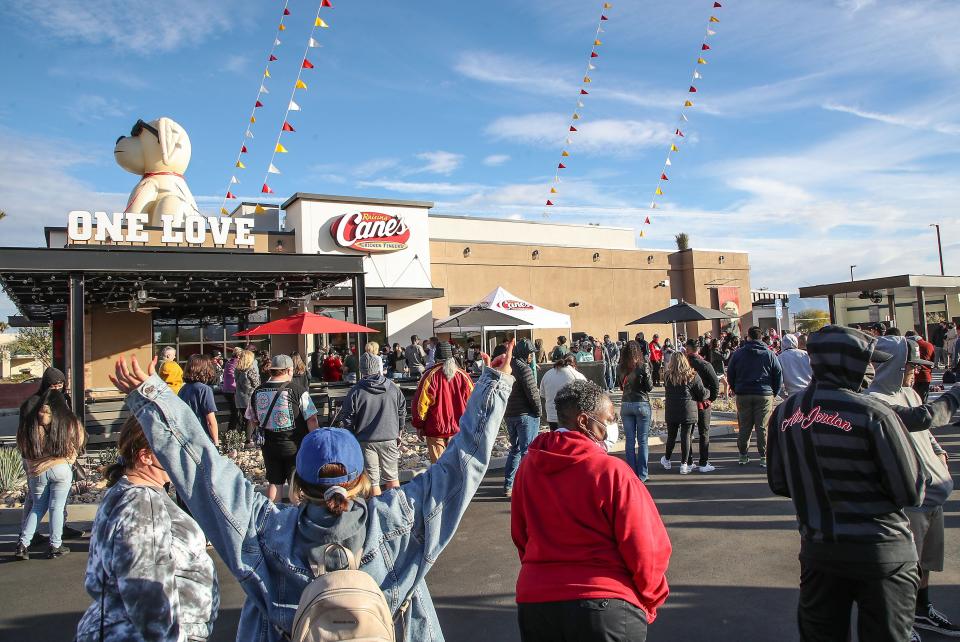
[674,232,689,251]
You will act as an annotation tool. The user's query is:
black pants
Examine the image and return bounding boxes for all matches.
[518,599,647,642]
[664,422,696,464]
[652,362,662,386]
[225,394,240,433]
[686,407,711,467]
[798,559,919,642]
[913,380,930,403]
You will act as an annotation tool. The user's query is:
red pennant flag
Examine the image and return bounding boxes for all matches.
[590,51,599,58]
[241,145,248,153]
[269,54,278,62]
[689,86,697,93]
[644,216,651,224]
[262,184,274,194]
[322,0,333,6]
[580,89,589,95]
[302,59,314,69]
[714,2,722,7]
[558,163,566,169]
[546,200,554,206]
[675,129,685,137]
[226,191,237,199]
[702,43,711,51]
[661,173,669,180]
[283,8,290,15]
[600,15,608,21]
[282,121,295,132]
[255,100,263,108]
[569,126,578,131]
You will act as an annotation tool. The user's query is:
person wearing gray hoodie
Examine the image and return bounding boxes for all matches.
[867,335,960,640]
[777,333,812,398]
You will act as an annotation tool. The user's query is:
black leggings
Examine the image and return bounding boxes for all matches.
[665,422,697,464]
[518,599,647,642]
[685,407,711,467]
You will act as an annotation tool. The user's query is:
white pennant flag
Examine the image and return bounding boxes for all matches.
[565,137,573,144]
[598,26,605,33]
[230,175,239,184]
[693,70,702,79]
[577,100,584,108]
[275,38,282,46]
[245,130,254,139]
[260,84,269,94]
[665,158,672,166]
[588,63,596,70]
[289,99,301,111]
[707,29,716,36]
[308,37,322,47]
[268,163,281,174]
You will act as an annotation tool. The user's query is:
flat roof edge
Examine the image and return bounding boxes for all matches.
[281,193,435,210]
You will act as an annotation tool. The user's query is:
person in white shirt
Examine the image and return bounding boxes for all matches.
[539,354,587,430]
[777,333,813,398]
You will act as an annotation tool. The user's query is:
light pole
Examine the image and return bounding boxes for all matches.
[850,265,857,282]
[930,224,945,275]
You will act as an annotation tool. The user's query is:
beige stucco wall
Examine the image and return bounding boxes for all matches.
[429,216,637,250]
[668,249,753,338]
[86,307,153,390]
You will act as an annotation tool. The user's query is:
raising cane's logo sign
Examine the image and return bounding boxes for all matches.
[330,211,410,253]
[498,299,534,311]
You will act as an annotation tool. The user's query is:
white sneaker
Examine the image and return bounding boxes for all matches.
[698,463,716,473]
[680,463,690,475]
[660,456,672,470]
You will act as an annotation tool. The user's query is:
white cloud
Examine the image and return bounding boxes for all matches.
[8,0,238,54]
[48,65,147,89]
[224,55,249,75]
[352,158,400,178]
[413,151,463,175]
[453,51,571,96]
[485,113,675,154]
[66,95,130,122]
[822,103,960,136]
[357,179,481,195]
[483,154,510,167]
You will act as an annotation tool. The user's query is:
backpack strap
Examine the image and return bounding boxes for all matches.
[308,543,359,578]
[257,382,290,431]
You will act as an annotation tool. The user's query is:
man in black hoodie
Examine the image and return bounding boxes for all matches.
[500,339,542,497]
[767,325,926,642]
[334,352,405,496]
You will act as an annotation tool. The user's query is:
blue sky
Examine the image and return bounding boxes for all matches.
[1,0,959,321]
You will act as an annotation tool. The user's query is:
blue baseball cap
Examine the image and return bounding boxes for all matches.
[295,428,364,486]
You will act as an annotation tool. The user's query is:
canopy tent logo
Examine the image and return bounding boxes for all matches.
[329,211,410,253]
[498,299,534,311]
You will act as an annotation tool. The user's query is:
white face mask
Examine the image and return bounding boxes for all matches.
[602,421,619,453]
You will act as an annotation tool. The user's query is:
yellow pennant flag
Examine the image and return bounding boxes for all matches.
[316,17,329,28]
[603,2,612,7]
[220,207,229,215]
[671,144,679,152]
[572,113,580,120]
[235,160,245,169]
[254,204,267,213]
[561,150,570,157]
[639,230,645,238]
[550,187,557,193]
[276,143,288,153]
[264,68,271,78]
[697,57,707,64]
[295,79,308,89]
[279,24,286,31]
[684,100,693,107]
[709,16,720,22]
[583,76,592,83]
[655,187,663,195]
[250,116,256,123]
[594,39,602,46]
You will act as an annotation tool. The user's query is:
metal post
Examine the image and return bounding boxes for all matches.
[69,273,85,421]
[887,293,896,327]
[828,294,837,324]
[931,224,945,275]
[351,274,368,351]
[916,287,927,337]
[849,265,856,282]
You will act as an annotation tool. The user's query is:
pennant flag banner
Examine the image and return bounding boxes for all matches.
[218,0,292,215]
[253,0,336,214]
[541,0,613,218]
[647,0,726,226]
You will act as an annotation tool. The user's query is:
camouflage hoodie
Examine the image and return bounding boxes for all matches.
[76,478,219,641]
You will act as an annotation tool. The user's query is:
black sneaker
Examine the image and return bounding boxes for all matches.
[29,533,49,549]
[915,605,960,637]
[14,543,29,561]
[46,545,71,559]
[62,525,85,539]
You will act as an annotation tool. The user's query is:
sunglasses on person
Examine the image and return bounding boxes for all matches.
[131,119,160,140]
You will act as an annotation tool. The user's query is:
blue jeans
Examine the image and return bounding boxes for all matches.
[504,415,540,491]
[19,462,72,548]
[605,362,617,390]
[621,401,652,481]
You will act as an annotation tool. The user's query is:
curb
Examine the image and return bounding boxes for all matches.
[2,422,739,522]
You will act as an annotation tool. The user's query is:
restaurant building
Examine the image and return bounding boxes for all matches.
[0,192,753,429]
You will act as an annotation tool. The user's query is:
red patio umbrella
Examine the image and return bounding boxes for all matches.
[233,311,377,337]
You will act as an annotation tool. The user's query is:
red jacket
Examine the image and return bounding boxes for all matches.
[411,364,474,438]
[511,431,671,623]
[649,341,663,363]
[915,338,935,384]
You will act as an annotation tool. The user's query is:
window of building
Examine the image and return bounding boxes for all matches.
[152,312,268,362]
[312,305,387,354]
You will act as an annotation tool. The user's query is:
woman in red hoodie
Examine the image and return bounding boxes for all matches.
[511,379,672,641]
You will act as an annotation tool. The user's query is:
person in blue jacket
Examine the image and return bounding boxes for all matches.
[726,326,783,467]
[108,342,516,642]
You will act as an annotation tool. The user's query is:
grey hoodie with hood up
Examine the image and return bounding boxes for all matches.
[777,333,812,398]
[867,336,954,511]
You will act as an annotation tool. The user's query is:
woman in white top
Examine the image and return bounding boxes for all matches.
[539,354,587,430]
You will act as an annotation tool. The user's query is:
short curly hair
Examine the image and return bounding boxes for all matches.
[554,380,606,425]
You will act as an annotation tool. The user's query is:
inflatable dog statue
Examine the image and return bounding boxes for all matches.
[115,117,201,228]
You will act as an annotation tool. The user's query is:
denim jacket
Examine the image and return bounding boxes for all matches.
[126,367,513,642]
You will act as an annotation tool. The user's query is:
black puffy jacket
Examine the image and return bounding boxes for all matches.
[664,374,709,425]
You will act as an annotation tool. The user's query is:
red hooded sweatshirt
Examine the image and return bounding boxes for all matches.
[511,430,672,623]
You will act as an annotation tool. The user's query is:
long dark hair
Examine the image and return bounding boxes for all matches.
[617,340,646,380]
[103,416,152,488]
[17,390,81,460]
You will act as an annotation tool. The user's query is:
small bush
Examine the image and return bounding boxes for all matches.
[219,429,245,455]
[0,447,26,492]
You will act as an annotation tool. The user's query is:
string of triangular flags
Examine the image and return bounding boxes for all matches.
[219,0,293,215]
[254,0,333,210]
[643,1,723,237]
[543,1,613,218]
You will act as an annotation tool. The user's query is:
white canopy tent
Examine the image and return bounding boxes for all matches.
[435,287,571,349]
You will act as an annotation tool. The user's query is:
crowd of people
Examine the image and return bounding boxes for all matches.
[9,317,960,641]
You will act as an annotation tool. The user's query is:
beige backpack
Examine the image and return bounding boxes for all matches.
[290,544,395,642]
